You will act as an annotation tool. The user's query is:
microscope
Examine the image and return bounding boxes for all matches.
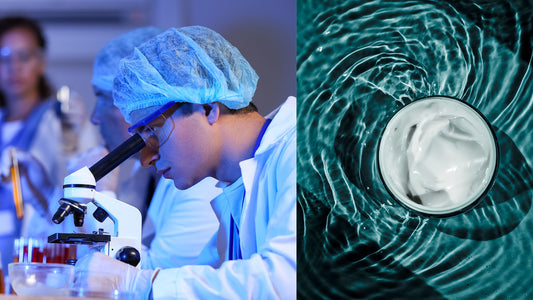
[48,134,145,267]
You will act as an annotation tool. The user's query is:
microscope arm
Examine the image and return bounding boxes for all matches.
[93,191,142,260]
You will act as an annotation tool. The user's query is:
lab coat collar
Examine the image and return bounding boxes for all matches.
[218,177,245,226]
[238,97,295,234]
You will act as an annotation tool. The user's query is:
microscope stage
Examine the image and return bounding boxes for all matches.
[48,233,111,245]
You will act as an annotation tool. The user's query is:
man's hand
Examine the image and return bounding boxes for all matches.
[75,252,156,299]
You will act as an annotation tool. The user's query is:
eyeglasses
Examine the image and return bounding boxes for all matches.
[134,113,175,149]
[130,102,182,149]
[0,47,42,65]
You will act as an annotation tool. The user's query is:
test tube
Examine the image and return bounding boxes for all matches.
[13,238,49,263]
[0,252,5,294]
[10,149,24,220]
[13,238,19,263]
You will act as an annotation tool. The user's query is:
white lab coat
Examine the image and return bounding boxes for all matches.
[0,97,99,272]
[141,177,221,269]
[0,102,66,272]
[151,97,297,300]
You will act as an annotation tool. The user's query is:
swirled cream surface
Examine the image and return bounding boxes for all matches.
[378,96,497,215]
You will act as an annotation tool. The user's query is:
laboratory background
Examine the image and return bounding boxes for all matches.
[0,0,296,295]
[1,0,296,129]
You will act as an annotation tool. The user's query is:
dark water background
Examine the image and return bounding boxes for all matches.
[297,0,533,298]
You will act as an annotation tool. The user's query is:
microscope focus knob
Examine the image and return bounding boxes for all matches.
[115,246,141,267]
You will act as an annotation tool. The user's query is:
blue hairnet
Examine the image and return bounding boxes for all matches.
[113,26,259,123]
[92,26,163,93]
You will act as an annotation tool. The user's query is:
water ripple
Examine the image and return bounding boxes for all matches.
[297,0,533,298]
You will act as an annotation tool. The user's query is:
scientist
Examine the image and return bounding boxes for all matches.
[75,26,296,299]
[87,26,220,268]
[0,16,97,272]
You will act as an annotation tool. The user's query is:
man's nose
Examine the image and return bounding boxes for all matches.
[90,110,100,125]
[140,146,159,167]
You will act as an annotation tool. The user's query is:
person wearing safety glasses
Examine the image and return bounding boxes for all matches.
[0,16,98,273]
[75,26,296,299]
[84,26,221,269]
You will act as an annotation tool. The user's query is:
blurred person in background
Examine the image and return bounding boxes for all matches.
[76,26,296,300]
[0,16,97,272]
[71,26,220,268]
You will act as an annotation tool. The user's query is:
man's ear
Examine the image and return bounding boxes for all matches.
[203,103,219,125]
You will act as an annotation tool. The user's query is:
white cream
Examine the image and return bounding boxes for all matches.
[378,96,497,215]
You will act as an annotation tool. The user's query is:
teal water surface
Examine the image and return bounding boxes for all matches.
[297,0,533,298]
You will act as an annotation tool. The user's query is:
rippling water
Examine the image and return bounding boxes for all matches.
[297,0,533,298]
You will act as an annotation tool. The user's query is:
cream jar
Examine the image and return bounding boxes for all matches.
[378,96,498,216]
